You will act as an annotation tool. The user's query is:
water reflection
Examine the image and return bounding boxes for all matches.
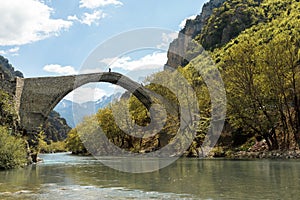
[0,153,300,199]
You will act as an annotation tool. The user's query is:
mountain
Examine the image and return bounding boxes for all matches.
[165,0,226,70]
[166,0,300,152]
[0,55,24,95]
[165,0,266,70]
[54,99,74,127]
[43,110,71,142]
[55,92,122,127]
[0,56,23,79]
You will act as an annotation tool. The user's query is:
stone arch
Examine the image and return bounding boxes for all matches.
[16,72,153,132]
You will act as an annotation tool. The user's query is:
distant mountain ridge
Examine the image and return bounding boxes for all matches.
[55,92,122,128]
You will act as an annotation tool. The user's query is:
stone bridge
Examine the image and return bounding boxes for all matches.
[15,72,154,133]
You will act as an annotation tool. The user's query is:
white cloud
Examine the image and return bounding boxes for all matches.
[67,15,79,21]
[80,0,123,9]
[8,47,20,53]
[43,64,78,75]
[100,57,117,65]
[100,52,167,71]
[157,32,178,49]
[0,47,20,56]
[68,11,106,26]
[179,15,197,29]
[0,0,72,46]
[82,11,106,26]
[64,87,107,103]
[80,68,104,74]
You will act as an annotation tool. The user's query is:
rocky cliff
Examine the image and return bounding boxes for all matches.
[43,110,71,142]
[0,55,23,94]
[198,0,263,50]
[165,0,264,69]
[165,0,226,69]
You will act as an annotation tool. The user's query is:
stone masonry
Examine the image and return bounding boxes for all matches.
[15,72,154,133]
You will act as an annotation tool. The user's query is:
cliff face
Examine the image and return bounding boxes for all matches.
[43,110,71,142]
[0,56,24,80]
[0,55,23,94]
[198,0,263,50]
[165,0,263,70]
[165,0,226,70]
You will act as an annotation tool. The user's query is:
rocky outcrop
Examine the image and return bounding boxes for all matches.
[0,55,23,94]
[0,56,23,79]
[44,111,71,142]
[165,0,264,70]
[165,0,226,70]
[199,0,263,50]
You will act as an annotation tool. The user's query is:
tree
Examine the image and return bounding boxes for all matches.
[221,37,280,150]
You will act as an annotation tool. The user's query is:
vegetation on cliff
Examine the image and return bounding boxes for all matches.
[0,90,27,169]
[181,0,300,153]
[215,0,300,151]
[67,0,300,157]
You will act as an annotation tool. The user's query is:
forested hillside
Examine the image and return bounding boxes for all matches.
[67,0,300,158]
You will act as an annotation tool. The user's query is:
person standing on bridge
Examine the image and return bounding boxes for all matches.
[109,68,111,72]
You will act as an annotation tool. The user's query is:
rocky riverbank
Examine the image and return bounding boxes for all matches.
[228,150,300,159]
[207,139,300,159]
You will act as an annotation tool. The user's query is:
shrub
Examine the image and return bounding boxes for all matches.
[0,126,27,170]
[39,140,67,153]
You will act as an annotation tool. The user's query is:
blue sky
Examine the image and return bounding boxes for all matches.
[0,0,207,102]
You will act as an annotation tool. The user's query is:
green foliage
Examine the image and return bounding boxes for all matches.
[214,0,300,150]
[37,131,67,153]
[197,0,263,50]
[237,137,256,151]
[0,126,27,170]
[0,89,18,128]
[66,0,300,155]
[39,141,67,153]
[65,128,88,155]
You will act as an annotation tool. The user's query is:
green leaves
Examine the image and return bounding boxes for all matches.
[214,0,300,149]
[0,126,27,170]
[0,90,18,128]
[66,0,300,154]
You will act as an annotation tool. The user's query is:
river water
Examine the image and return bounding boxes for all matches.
[0,152,299,199]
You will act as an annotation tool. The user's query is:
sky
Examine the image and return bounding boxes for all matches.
[0,0,207,103]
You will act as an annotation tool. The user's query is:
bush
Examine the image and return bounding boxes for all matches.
[0,126,27,170]
[0,90,18,128]
[65,128,88,155]
[39,140,67,153]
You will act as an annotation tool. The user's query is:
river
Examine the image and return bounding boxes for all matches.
[0,152,299,199]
